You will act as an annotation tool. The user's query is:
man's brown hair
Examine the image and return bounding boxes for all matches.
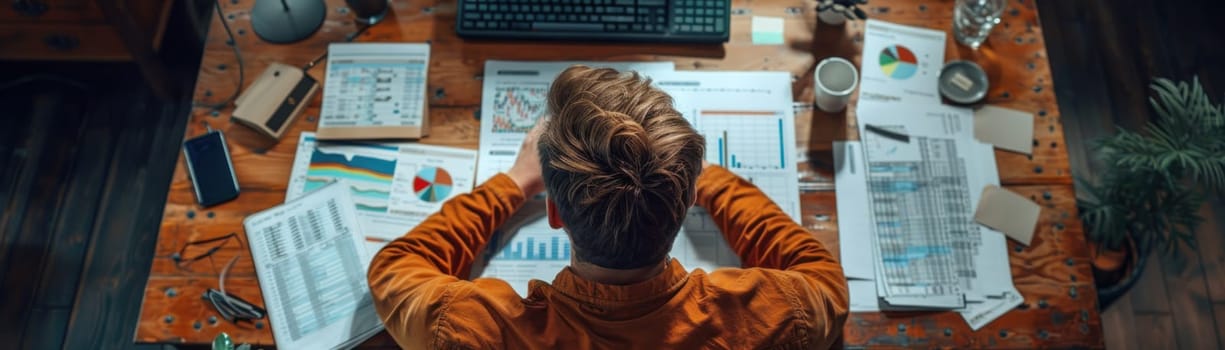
[538,66,705,269]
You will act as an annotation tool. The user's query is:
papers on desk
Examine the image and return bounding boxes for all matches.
[835,102,1023,329]
[835,18,1023,330]
[318,43,431,140]
[287,132,478,255]
[858,20,947,104]
[474,60,676,184]
[472,69,801,296]
[243,182,383,350]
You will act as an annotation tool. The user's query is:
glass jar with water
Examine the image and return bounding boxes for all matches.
[953,0,1007,49]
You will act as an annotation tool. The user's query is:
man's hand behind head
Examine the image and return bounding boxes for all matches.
[507,122,546,197]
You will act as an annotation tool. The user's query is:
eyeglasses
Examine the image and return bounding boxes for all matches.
[174,233,266,324]
[174,232,242,270]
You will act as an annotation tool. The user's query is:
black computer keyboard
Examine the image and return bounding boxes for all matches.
[456,0,730,43]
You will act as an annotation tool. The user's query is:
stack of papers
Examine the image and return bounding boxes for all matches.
[834,20,1023,330]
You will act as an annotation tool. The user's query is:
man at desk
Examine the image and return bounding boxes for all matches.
[368,66,848,349]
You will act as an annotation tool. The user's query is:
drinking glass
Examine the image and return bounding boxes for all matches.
[953,0,1007,49]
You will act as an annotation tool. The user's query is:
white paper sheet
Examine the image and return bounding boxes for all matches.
[319,43,430,132]
[473,70,801,296]
[858,20,947,104]
[834,141,875,280]
[287,132,478,255]
[243,182,383,350]
[475,60,675,185]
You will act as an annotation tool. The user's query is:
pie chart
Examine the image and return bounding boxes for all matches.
[880,45,919,80]
[413,166,453,203]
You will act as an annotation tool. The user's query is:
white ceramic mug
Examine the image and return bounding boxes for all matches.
[814,57,859,112]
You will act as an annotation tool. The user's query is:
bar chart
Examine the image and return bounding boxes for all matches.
[498,235,571,261]
[698,110,787,170]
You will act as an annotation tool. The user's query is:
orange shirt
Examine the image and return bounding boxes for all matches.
[368,166,848,349]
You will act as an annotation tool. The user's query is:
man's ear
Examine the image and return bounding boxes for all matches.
[546,197,564,229]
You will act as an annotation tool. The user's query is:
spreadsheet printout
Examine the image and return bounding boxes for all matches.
[854,101,1022,328]
[243,182,382,349]
[318,43,430,139]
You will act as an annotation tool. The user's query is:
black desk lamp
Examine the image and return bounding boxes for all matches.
[251,0,327,44]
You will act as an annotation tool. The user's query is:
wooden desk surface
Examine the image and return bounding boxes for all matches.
[137,0,1103,347]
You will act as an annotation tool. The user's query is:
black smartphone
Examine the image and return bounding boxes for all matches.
[183,131,240,207]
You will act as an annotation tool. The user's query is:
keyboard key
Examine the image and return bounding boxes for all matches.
[602,15,633,22]
[534,22,605,31]
[464,12,480,19]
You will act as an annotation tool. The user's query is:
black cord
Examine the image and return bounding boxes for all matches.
[302,23,375,72]
[193,0,246,110]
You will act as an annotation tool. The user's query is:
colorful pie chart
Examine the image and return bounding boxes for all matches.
[880,45,919,80]
[413,166,453,203]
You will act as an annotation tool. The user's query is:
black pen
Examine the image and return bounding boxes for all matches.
[865,124,911,143]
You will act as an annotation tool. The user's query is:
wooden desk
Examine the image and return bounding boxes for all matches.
[137,0,1103,347]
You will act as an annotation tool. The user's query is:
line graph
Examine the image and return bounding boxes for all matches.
[491,86,548,133]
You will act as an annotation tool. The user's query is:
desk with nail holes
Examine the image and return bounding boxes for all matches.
[136,0,1103,347]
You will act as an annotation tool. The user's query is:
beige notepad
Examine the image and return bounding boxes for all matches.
[974,106,1033,154]
[974,185,1041,246]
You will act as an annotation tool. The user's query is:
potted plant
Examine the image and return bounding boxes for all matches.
[1078,77,1224,309]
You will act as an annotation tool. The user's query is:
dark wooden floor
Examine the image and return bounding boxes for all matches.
[1,0,1223,348]
[0,0,205,349]
[1038,0,1225,349]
